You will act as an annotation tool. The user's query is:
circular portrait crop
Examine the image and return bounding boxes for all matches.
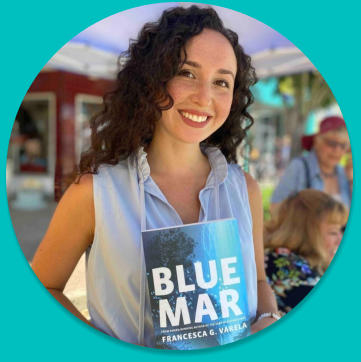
[6,2,352,350]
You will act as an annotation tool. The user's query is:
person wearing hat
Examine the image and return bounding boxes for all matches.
[270,116,352,214]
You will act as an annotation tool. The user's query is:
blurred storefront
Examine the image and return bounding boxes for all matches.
[247,78,286,182]
[7,70,113,206]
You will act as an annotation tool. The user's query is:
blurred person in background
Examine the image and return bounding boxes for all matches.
[20,137,46,173]
[264,189,348,314]
[271,116,352,214]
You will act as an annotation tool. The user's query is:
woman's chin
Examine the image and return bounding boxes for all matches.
[320,158,341,170]
[171,131,212,146]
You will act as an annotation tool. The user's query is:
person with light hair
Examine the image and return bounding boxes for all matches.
[264,189,348,314]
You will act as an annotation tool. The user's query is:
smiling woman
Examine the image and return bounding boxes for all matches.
[31,5,279,349]
[151,29,237,149]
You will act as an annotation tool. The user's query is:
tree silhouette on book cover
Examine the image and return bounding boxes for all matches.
[142,219,250,350]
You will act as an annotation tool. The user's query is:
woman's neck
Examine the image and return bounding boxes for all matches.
[146,136,210,178]
[319,162,337,177]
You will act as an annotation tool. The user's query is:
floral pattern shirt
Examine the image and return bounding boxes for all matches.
[264,247,322,314]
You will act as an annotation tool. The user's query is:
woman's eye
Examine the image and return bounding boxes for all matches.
[215,79,230,88]
[178,69,195,79]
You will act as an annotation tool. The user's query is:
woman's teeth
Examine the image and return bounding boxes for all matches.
[181,111,208,123]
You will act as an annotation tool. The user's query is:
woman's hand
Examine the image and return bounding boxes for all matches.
[251,317,278,334]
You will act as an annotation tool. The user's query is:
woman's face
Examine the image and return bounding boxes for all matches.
[319,218,343,261]
[314,130,349,170]
[155,29,237,145]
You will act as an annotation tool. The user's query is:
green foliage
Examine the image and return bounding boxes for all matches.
[275,71,337,156]
[277,72,336,113]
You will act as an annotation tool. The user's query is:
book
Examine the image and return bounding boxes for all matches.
[142,218,250,350]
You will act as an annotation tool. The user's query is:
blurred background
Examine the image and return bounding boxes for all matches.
[6,3,346,317]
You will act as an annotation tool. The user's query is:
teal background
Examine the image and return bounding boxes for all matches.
[1,0,358,360]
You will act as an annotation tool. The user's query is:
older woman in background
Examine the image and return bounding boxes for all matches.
[271,116,352,213]
[265,189,348,314]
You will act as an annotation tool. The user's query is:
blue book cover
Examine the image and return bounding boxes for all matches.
[142,218,250,350]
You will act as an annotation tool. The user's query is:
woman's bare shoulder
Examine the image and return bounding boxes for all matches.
[69,173,93,190]
[48,173,95,241]
[243,171,261,198]
[63,174,94,206]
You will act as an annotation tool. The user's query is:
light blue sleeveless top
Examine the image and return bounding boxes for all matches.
[86,147,257,347]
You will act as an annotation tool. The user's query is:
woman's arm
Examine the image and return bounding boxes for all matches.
[32,174,95,327]
[245,173,280,334]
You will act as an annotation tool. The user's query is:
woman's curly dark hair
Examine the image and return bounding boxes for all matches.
[78,5,257,176]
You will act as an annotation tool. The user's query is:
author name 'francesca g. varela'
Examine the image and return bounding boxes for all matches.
[161,321,248,343]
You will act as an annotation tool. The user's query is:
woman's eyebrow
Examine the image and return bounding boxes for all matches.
[184,60,235,80]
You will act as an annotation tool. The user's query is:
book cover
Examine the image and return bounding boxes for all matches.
[142,218,250,350]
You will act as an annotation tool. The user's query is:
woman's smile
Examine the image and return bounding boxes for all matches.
[179,110,212,128]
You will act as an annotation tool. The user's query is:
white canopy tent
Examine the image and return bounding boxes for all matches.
[45,3,316,79]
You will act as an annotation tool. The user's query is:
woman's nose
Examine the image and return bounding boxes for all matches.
[190,82,212,107]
